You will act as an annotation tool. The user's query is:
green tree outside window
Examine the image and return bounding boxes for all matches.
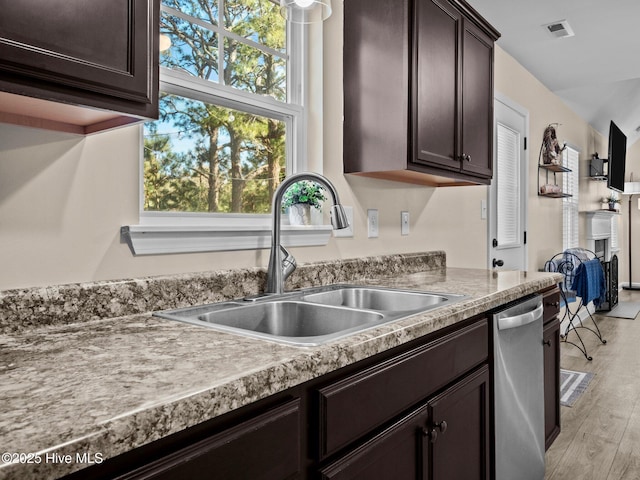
[144,0,288,214]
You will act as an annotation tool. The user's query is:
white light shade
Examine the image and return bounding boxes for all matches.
[280,0,332,24]
[159,34,172,52]
[624,182,640,194]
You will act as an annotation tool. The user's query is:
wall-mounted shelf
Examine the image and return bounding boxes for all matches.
[589,155,608,181]
[538,124,572,198]
[538,164,572,197]
[539,191,572,198]
[540,164,571,173]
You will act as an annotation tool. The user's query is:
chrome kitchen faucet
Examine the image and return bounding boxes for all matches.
[266,172,349,294]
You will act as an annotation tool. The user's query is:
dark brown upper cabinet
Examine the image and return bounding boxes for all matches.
[344,0,500,186]
[0,0,159,134]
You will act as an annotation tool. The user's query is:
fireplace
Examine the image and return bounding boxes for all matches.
[585,211,619,311]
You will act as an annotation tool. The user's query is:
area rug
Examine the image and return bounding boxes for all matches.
[605,301,640,319]
[560,369,594,407]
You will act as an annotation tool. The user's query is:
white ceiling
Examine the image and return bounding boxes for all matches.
[466,0,640,146]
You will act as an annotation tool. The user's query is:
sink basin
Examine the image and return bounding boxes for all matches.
[154,285,467,347]
[300,286,449,312]
[157,301,383,346]
[199,301,382,337]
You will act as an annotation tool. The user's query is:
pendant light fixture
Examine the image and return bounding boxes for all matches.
[159,34,172,52]
[279,0,332,24]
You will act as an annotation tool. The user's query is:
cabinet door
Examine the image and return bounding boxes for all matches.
[319,403,430,480]
[317,319,488,459]
[543,317,561,449]
[0,0,158,118]
[413,0,462,173]
[320,366,490,480]
[460,19,494,178]
[118,400,301,480]
[427,366,490,480]
[343,0,410,174]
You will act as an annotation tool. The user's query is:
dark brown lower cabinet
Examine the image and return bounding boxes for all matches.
[63,399,301,480]
[542,287,561,450]
[429,366,490,480]
[319,404,429,480]
[60,293,571,480]
[118,399,301,480]
[319,366,490,480]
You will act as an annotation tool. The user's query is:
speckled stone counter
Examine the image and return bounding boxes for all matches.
[0,253,562,480]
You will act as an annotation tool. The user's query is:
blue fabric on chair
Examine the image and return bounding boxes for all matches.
[573,259,606,307]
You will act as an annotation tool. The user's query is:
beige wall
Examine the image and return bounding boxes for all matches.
[493,47,610,272]
[0,4,616,290]
[621,141,640,286]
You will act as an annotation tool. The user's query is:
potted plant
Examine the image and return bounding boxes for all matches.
[282,180,327,225]
[604,194,620,211]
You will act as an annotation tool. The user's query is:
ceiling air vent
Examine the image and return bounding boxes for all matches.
[543,20,574,39]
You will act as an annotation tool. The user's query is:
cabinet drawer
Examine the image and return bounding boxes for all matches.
[317,319,488,458]
[543,288,560,325]
[120,399,301,480]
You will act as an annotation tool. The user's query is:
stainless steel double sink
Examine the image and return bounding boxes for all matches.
[154,285,467,347]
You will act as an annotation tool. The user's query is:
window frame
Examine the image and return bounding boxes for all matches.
[562,144,580,251]
[123,2,330,256]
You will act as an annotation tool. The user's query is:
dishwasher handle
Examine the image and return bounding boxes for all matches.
[497,304,543,331]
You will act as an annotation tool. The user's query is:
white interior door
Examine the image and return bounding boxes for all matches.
[489,94,528,270]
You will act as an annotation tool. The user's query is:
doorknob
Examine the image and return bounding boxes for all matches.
[493,258,504,268]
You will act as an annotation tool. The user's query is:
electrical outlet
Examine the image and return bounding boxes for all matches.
[367,209,379,238]
[334,206,354,238]
[401,211,410,235]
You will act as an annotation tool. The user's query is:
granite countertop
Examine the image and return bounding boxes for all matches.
[0,260,562,480]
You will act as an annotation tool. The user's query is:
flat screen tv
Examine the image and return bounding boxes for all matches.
[607,120,627,192]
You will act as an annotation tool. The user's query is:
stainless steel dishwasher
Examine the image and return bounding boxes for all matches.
[493,294,545,480]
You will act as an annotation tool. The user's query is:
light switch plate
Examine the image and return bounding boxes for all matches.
[367,209,379,238]
[401,211,410,235]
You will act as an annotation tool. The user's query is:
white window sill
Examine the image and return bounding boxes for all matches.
[120,224,333,256]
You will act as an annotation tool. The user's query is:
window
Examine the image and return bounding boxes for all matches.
[144,0,303,217]
[124,0,329,255]
[496,123,521,248]
[563,145,580,250]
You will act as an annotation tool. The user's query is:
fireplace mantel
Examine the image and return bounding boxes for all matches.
[584,210,620,260]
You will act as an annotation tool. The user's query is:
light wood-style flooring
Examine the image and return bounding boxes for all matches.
[545,290,640,479]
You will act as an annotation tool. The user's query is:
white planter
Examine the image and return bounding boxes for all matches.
[288,204,312,225]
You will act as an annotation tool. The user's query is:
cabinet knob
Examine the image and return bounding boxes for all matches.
[423,421,448,443]
[546,301,560,307]
[543,339,552,347]
[436,420,448,433]
[459,153,471,162]
[465,154,472,162]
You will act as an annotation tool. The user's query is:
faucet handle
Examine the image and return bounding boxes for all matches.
[280,245,297,280]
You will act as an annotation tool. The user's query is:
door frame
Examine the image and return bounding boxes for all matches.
[487,92,530,270]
